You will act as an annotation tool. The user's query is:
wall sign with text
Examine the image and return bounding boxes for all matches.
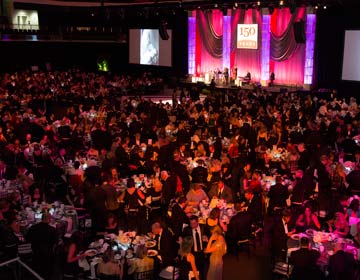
[237,24,258,49]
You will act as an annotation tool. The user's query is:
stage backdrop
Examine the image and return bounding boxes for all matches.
[188,7,315,87]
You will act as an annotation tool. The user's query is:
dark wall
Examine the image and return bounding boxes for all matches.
[0,6,188,76]
[0,41,127,72]
[316,3,360,96]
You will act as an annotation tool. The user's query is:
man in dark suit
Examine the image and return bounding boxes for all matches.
[244,190,263,223]
[170,196,189,238]
[160,170,177,207]
[182,215,208,280]
[271,209,295,262]
[226,203,252,255]
[268,176,289,215]
[289,237,321,280]
[328,242,357,280]
[151,222,176,268]
[208,179,233,203]
[26,212,58,280]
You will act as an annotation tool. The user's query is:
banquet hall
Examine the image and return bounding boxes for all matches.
[0,0,360,280]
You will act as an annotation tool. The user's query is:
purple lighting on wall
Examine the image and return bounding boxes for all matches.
[304,13,316,85]
[261,14,270,81]
[188,14,196,75]
[222,15,231,71]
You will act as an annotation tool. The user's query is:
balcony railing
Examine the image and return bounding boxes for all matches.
[0,257,44,280]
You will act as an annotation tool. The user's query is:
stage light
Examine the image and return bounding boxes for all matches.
[323,5,327,9]
[234,2,238,8]
[315,5,318,9]
[257,1,261,6]
[214,4,218,8]
[279,0,284,6]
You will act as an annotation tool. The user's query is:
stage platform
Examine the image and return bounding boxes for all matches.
[180,80,306,94]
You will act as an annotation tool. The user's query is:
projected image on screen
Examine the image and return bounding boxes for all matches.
[140,29,159,65]
[342,30,360,81]
[129,29,172,67]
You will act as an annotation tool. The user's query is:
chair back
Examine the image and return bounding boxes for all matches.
[98,273,119,280]
[133,270,155,280]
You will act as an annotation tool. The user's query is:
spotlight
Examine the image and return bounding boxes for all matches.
[234,2,238,8]
[323,5,327,9]
[279,0,284,6]
[257,1,261,6]
[214,4,218,8]
[315,5,318,9]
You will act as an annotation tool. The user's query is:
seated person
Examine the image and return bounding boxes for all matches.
[353,221,360,245]
[127,245,154,275]
[97,247,122,278]
[244,71,251,82]
[329,212,349,237]
[208,179,233,203]
[347,198,360,219]
[289,237,321,280]
[295,206,321,232]
[105,213,118,235]
[186,183,208,207]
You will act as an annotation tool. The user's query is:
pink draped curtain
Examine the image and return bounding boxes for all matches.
[198,10,223,73]
[270,8,306,85]
[231,9,262,81]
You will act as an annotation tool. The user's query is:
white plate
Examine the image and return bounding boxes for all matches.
[145,240,156,248]
[291,234,301,241]
[89,239,104,248]
[85,249,97,256]
[147,249,158,257]
[65,210,76,215]
[126,253,134,259]
[305,229,315,237]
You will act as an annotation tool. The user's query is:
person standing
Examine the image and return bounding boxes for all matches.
[178,236,200,280]
[26,212,57,280]
[204,225,226,280]
[183,215,208,280]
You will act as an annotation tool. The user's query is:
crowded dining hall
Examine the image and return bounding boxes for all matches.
[0,0,360,280]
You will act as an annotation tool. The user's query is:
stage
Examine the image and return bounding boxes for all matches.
[180,78,307,94]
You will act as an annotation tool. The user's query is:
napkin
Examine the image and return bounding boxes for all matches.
[78,258,90,271]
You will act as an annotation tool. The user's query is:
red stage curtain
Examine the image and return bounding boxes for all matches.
[270,8,306,85]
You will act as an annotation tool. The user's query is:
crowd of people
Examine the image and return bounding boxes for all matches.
[0,69,360,280]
